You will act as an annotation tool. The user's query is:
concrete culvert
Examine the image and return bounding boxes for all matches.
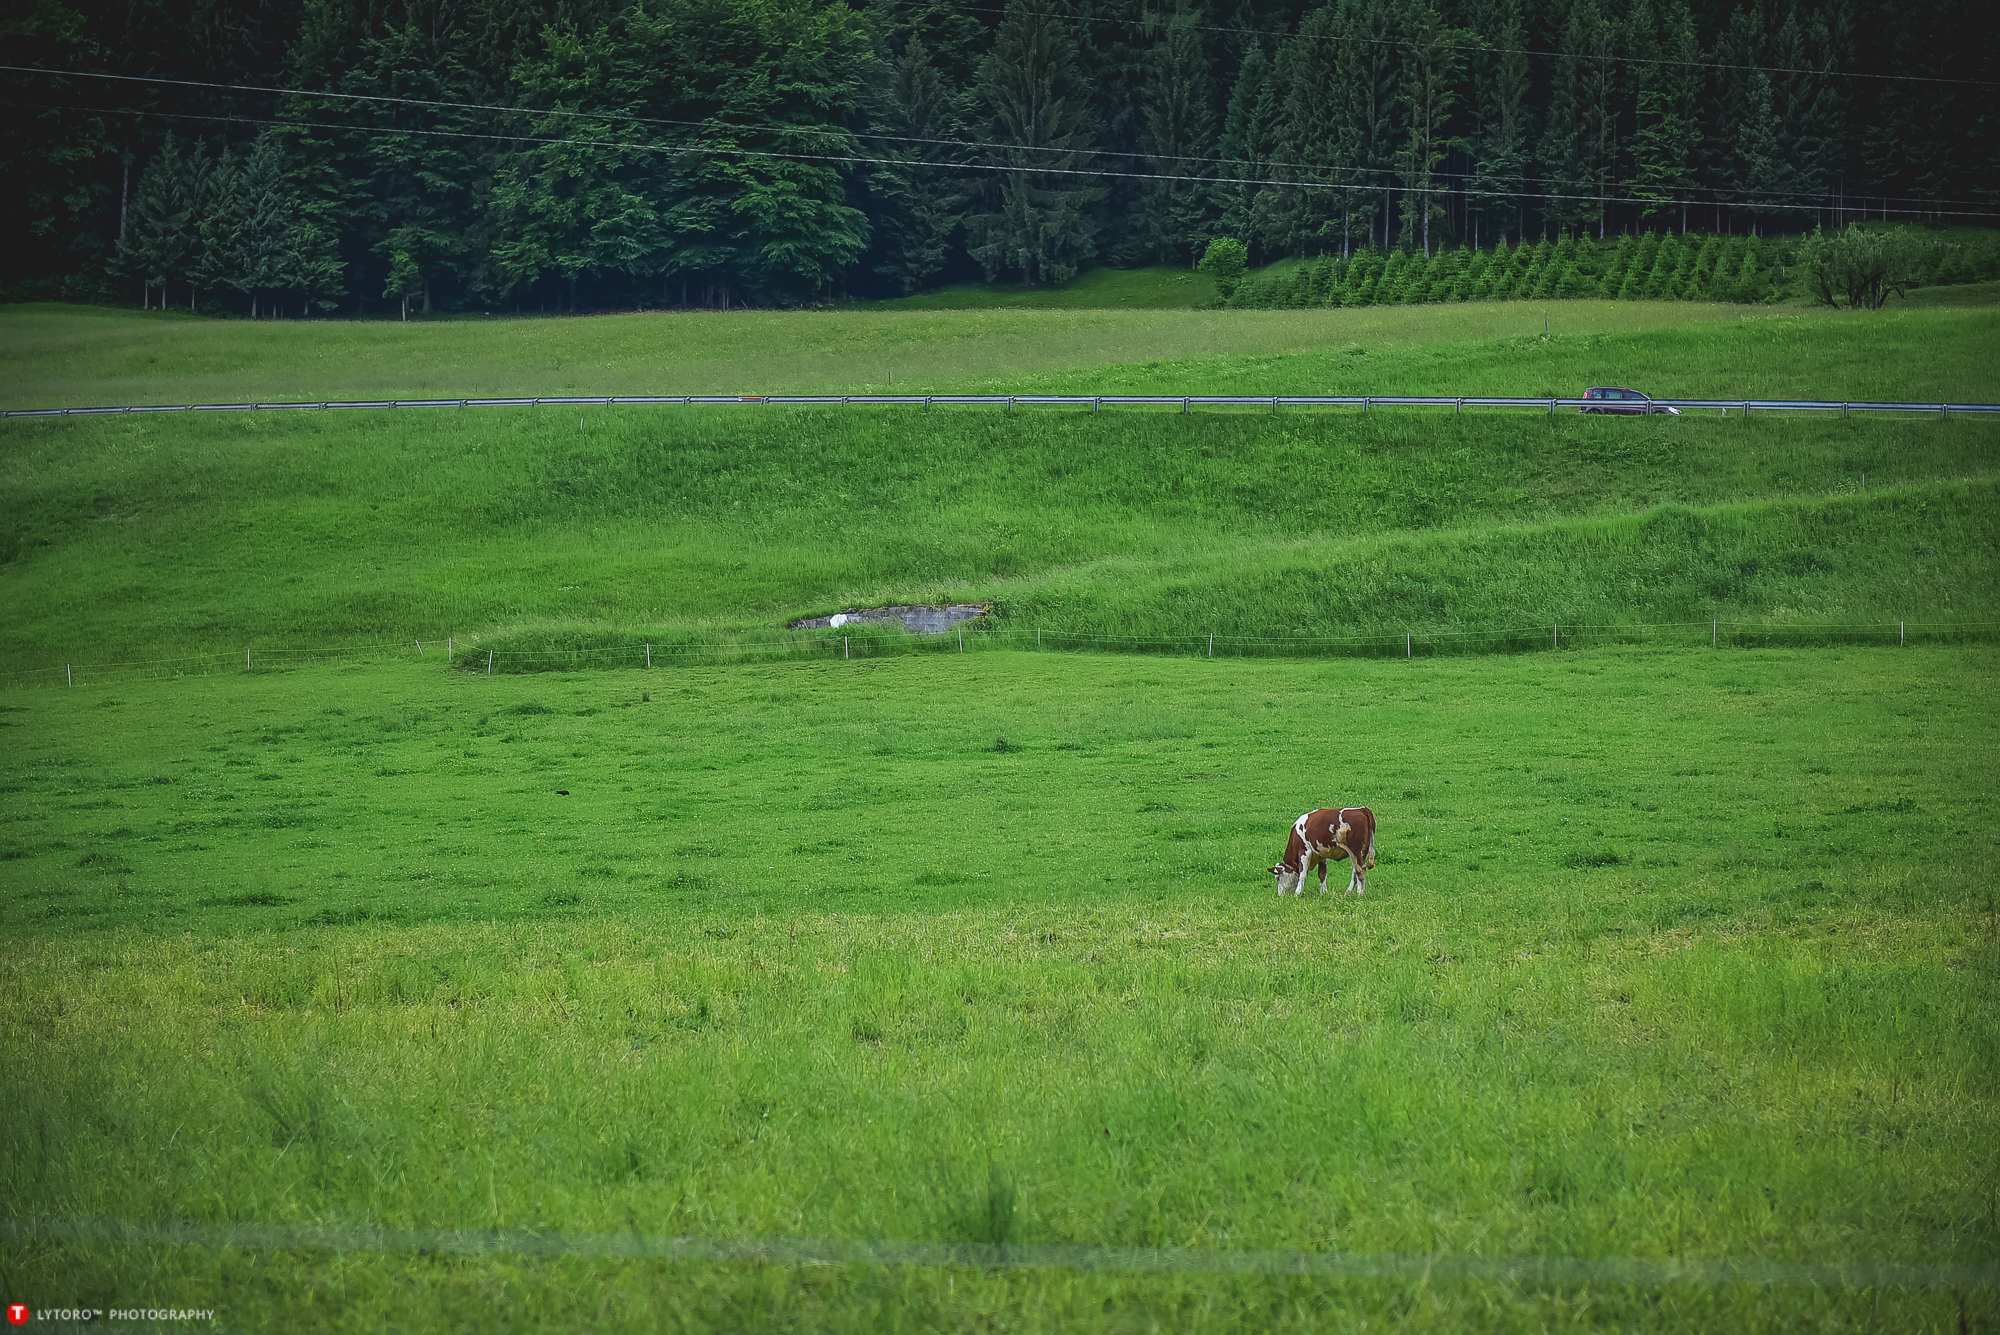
[788,604,987,635]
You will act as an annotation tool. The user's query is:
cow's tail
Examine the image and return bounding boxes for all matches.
[1363,816,1377,869]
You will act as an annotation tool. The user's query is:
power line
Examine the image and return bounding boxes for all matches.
[15,94,1998,221]
[6,67,1995,214]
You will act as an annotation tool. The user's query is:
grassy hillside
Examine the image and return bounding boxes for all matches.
[2,336,1996,678]
[3,300,1997,1331]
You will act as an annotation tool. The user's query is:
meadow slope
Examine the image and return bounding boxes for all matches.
[2,300,1996,1333]
[2,302,1996,679]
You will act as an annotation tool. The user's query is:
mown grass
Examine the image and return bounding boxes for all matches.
[2,647,1996,1332]
[6,297,1995,409]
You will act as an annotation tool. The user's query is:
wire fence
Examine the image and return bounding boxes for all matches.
[7,619,1994,691]
[3,1215,1992,1291]
[5,393,2000,420]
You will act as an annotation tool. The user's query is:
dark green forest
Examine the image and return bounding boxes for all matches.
[2,0,1994,312]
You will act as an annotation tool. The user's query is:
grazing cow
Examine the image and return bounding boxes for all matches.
[1271,808,1376,896]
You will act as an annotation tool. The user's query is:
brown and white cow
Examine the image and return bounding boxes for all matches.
[1271,807,1376,896]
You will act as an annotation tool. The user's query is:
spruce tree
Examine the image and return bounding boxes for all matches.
[871,35,975,294]
[1377,250,1409,303]
[1394,0,1460,256]
[1137,5,1220,265]
[117,137,207,307]
[1264,6,1348,258]
[1618,233,1659,300]
[966,0,1105,285]
[1601,233,1636,296]
[1537,0,1615,238]
[1214,43,1278,257]
[1459,244,1490,301]
[1464,0,1529,249]
[1629,0,1701,230]
[1641,232,1681,299]
[1074,0,1151,266]
[1329,0,1403,256]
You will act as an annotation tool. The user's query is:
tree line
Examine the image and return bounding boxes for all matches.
[2,0,1992,313]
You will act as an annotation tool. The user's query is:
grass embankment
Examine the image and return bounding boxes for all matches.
[3,647,1996,1332]
[2,304,1997,680]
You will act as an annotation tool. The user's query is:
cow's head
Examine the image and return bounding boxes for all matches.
[1271,863,1302,894]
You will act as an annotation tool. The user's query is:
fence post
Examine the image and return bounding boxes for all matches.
[645,643,652,668]
[1901,620,1905,645]
[1455,398,1462,415]
[486,650,493,675]
[448,636,453,662]
[67,664,72,687]
[1712,619,1717,647]
[1552,623,1558,649]
[959,627,964,652]
[247,649,252,669]
[1208,632,1214,657]
[1406,632,1411,658]
[1182,397,1189,414]
[844,636,849,660]
[1094,397,1101,415]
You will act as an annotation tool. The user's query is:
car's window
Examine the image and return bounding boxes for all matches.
[1585,389,1601,399]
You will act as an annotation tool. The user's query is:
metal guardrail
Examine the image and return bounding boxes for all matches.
[4,394,1999,418]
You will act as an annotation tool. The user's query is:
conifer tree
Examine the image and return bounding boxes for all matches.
[1263,6,1346,257]
[1394,0,1460,256]
[966,0,1104,284]
[1629,0,1701,231]
[1464,0,1529,249]
[1137,5,1220,265]
[117,136,207,308]
[1538,0,1615,237]
[1601,233,1636,296]
[1459,244,1490,301]
[1641,231,1681,299]
[872,35,975,294]
[1214,42,1278,257]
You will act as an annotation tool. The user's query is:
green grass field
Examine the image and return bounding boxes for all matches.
[2,299,1997,1331]
[3,301,1997,682]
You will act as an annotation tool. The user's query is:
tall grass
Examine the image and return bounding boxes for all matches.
[3,395,1993,676]
[2,647,1995,1331]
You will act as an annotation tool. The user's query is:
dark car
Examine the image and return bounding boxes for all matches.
[1580,386,1680,415]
